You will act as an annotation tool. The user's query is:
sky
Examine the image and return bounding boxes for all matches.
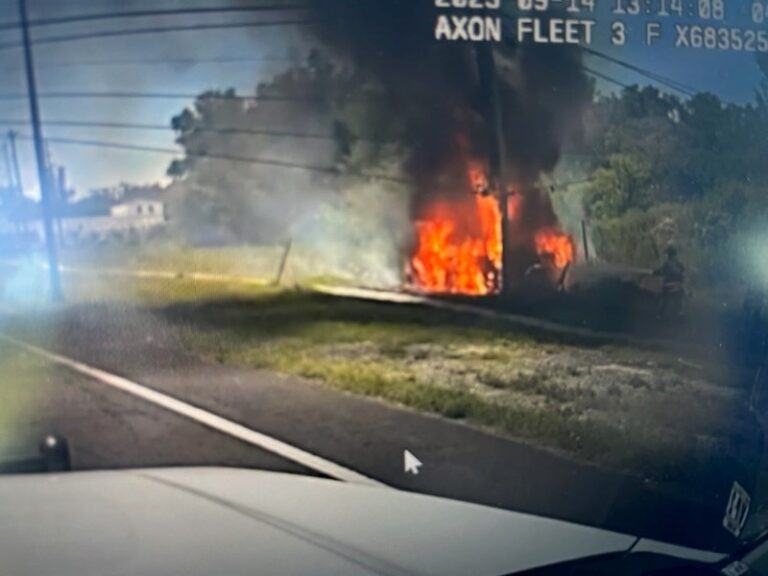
[0,0,309,198]
[0,0,762,199]
[584,0,764,102]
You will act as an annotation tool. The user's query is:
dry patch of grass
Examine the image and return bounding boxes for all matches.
[3,259,754,487]
[177,289,753,484]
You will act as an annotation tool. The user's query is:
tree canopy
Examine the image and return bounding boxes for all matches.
[573,79,768,288]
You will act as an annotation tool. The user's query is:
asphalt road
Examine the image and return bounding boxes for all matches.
[0,302,744,553]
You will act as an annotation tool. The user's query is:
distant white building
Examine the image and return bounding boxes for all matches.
[25,199,167,244]
[109,199,165,220]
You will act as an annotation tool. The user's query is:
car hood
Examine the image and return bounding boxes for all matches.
[0,468,724,576]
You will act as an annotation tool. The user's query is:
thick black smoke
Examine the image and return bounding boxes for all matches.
[308,0,593,271]
[309,1,487,208]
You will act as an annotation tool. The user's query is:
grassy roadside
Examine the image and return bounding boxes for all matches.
[1,260,756,488]
[168,285,752,486]
[57,244,358,288]
[60,244,284,277]
[0,342,53,457]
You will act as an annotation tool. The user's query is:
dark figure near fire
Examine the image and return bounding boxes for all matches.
[654,245,686,318]
[523,252,558,298]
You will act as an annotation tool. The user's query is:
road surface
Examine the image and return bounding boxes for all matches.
[0,301,742,553]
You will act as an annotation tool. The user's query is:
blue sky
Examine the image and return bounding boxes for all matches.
[0,0,308,197]
[0,0,762,198]
[583,0,763,102]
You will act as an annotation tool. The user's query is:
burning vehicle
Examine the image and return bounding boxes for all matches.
[407,161,575,297]
[312,1,589,300]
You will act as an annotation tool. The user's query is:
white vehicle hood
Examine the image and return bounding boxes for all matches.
[0,468,723,576]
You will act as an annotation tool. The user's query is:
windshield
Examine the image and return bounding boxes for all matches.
[2,0,768,564]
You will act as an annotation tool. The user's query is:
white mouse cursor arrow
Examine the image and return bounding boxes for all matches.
[403,450,423,475]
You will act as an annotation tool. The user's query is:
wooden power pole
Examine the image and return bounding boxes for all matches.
[476,43,511,295]
[18,0,63,302]
[7,131,23,199]
[4,133,18,232]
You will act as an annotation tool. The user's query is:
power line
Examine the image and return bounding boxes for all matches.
[0,3,308,32]
[582,47,697,96]
[0,91,324,102]
[0,118,396,144]
[0,65,632,112]
[0,89,387,107]
[0,118,339,141]
[498,10,696,97]
[0,19,313,52]
[0,7,698,102]
[582,65,632,90]
[14,134,408,185]
[34,19,314,48]
[32,55,300,69]
[18,0,62,302]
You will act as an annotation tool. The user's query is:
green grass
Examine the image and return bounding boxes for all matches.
[192,330,725,482]
[205,337,614,448]
[50,243,363,306]
[3,257,750,487]
[61,244,283,275]
[170,287,748,485]
[58,244,355,287]
[0,343,52,456]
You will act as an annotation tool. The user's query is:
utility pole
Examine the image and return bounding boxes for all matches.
[51,164,64,245]
[57,165,68,203]
[55,165,67,244]
[3,140,14,191]
[43,142,63,245]
[476,43,512,295]
[1,141,10,226]
[18,0,62,302]
[8,130,27,233]
[7,131,23,199]
[581,220,590,263]
[7,131,25,232]
[2,139,17,233]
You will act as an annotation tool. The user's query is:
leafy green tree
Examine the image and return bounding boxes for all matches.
[585,153,653,219]
[578,78,768,287]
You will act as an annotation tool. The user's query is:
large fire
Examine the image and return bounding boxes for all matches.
[410,194,502,295]
[410,165,574,295]
[535,229,575,270]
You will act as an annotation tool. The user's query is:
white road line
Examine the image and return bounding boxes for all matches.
[0,333,387,488]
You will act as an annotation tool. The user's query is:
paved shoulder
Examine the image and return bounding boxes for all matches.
[1,305,734,551]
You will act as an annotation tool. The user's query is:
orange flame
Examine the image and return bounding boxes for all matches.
[410,162,574,295]
[535,229,575,269]
[411,194,502,295]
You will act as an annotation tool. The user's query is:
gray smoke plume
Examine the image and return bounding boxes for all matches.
[166,54,409,287]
